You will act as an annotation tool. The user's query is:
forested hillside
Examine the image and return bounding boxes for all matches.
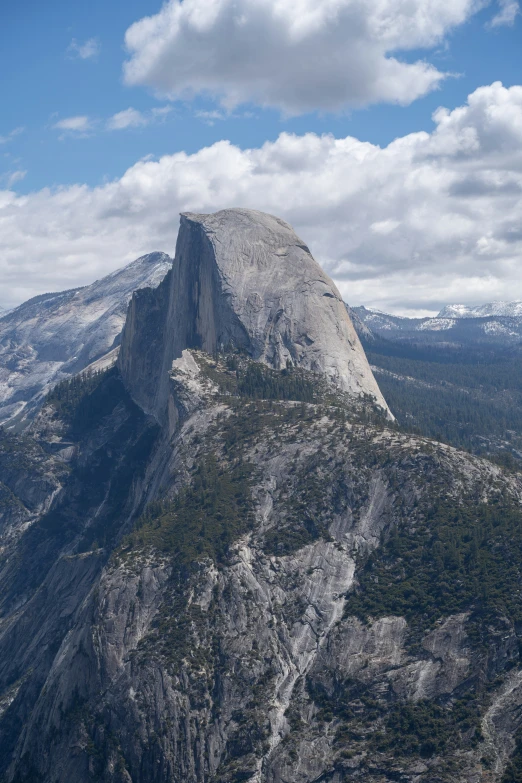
[364,338,522,466]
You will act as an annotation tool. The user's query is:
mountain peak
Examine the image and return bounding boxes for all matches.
[180,208,301,248]
[438,301,522,319]
[119,209,391,421]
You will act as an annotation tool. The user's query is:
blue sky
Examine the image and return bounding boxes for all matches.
[2,0,520,193]
[1,0,521,314]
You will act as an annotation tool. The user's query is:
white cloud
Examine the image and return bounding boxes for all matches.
[5,171,26,188]
[52,107,173,137]
[122,0,483,114]
[67,37,101,60]
[2,82,522,315]
[151,105,174,118]
[488,0,520,26]
[53,115,94,134]
[0,127,24,145]
[106,105,173,130]
[196,109,226,126]
[371,220,400,236]
[107,108,149,130]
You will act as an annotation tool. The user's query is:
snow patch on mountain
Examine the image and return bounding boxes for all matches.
[418,318,455,331]
[439,302,522,319]
[351,303,522,348]
[482,321,520,337]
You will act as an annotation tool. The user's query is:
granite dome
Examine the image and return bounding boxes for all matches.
[119,208,391,420]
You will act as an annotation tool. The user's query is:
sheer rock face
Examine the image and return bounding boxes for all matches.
[0,252,172,427]
[119,209,390,421]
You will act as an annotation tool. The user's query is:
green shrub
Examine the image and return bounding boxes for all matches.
[502,727,522,781]
[236,363,315,402]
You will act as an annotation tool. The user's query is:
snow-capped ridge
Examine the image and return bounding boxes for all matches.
[438,301,522,319]
[351,301,522,348]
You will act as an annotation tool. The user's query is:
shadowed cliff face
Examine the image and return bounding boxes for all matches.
[118,209,391,422]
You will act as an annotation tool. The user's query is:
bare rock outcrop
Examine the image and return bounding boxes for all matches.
[119,209,391,421]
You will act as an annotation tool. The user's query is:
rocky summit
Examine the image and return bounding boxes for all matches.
[118,209,391,424]
[2,211,522,783]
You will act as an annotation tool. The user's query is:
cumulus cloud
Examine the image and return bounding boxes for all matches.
[488,0,520,26]
[1,82,522,314]
[122,0,483,113]
[67,37,101,60]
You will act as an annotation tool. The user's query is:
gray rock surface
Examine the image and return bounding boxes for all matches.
[3,209,522,783]
[1,350,522,783]
[0,427,68,550]
[0,252,172,426]
[119,210,390,421]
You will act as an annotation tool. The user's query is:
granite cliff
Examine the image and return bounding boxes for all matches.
[1,211,522,783]
[118,210,390,423]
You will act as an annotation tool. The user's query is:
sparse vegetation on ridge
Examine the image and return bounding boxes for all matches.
[121,453,255,566]
[192,351,319,403]
[345,493,522,640]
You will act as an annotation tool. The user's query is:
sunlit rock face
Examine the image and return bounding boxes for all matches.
[119,209,390,420]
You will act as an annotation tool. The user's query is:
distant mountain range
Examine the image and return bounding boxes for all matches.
[351,303,522,348]
[347,299,522,468]
[439,301,522,319]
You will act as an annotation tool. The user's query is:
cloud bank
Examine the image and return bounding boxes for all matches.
[123,0,484,113]
[2,83,522,314]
